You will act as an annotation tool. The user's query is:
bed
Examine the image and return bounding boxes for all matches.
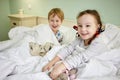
[0,17,120,80]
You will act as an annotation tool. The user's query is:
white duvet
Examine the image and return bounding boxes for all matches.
[0,24,63,80]
[0,24,120,80]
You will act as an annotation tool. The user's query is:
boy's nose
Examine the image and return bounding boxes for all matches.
[53,22,57,26]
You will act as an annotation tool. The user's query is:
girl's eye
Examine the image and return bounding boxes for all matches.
[50,20,54,22]
[86,25,90,27]
[78,25,82,27]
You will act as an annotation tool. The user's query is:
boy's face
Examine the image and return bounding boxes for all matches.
[48,14,62,33]
[77,14,99,41]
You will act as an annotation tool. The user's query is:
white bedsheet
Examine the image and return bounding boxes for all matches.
[0,24,120,80]
[0,24,63,80]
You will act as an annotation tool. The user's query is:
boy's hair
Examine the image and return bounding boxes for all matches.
[76,9,102,27]
[48,8,64,22]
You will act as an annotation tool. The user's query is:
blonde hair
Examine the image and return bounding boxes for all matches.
[48,8,64,22]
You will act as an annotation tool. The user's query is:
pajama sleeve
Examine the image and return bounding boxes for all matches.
[63,34,109,70]
[57,38,81,60]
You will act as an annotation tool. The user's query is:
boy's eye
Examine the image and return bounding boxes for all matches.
[56,20,59,22]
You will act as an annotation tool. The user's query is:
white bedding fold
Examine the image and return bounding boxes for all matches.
[0,24,61,80]
[0,24,120,80]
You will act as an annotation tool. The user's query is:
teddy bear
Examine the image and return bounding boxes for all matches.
[55,68,78,80]
[29,42,54,57]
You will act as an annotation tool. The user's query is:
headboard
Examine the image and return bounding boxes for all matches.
[37,17,76,27]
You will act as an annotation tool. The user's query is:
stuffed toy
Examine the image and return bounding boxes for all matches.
[29,42,54,57]
[55,68,78,80]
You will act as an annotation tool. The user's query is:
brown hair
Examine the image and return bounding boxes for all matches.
[48,8,64,22]
[77,9,102,27]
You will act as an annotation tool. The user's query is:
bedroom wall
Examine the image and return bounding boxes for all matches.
[9,0,120,26]
[0,0,11,41]
[0,0,120,41]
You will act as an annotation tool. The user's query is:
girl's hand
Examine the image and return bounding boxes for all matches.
[42,56,61,72]
[50,62,67,79]
[42,61,54,72]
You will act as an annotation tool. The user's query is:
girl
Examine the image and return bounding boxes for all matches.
[42,9,120,79]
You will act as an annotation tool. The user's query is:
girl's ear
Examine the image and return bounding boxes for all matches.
[73,25,78,31]
[97,24,100,29]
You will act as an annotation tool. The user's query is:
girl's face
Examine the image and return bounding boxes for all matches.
[48,14,62,34]
[77,14,99,41]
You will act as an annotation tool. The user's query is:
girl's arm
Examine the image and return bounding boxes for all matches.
[63,34,109,70]
[50,62,67,79]
[42,56,61,72]
[57,38,81,59]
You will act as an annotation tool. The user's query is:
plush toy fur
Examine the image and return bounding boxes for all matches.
[55,68,78,80]
[29,42,54,57]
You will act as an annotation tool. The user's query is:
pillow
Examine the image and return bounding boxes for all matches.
[8,26,33,39]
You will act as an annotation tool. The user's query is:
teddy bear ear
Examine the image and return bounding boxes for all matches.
[29,42,33,48]
[44,42,54,52]
[29,46,33,50]
[50,43,54,46]
[39,45,42,48]
[29,42,32,45]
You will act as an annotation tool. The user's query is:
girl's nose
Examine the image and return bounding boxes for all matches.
[81,27,86,31]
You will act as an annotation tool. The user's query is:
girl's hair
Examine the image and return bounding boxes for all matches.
[48,8,64,22]
[77,9,102,29]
